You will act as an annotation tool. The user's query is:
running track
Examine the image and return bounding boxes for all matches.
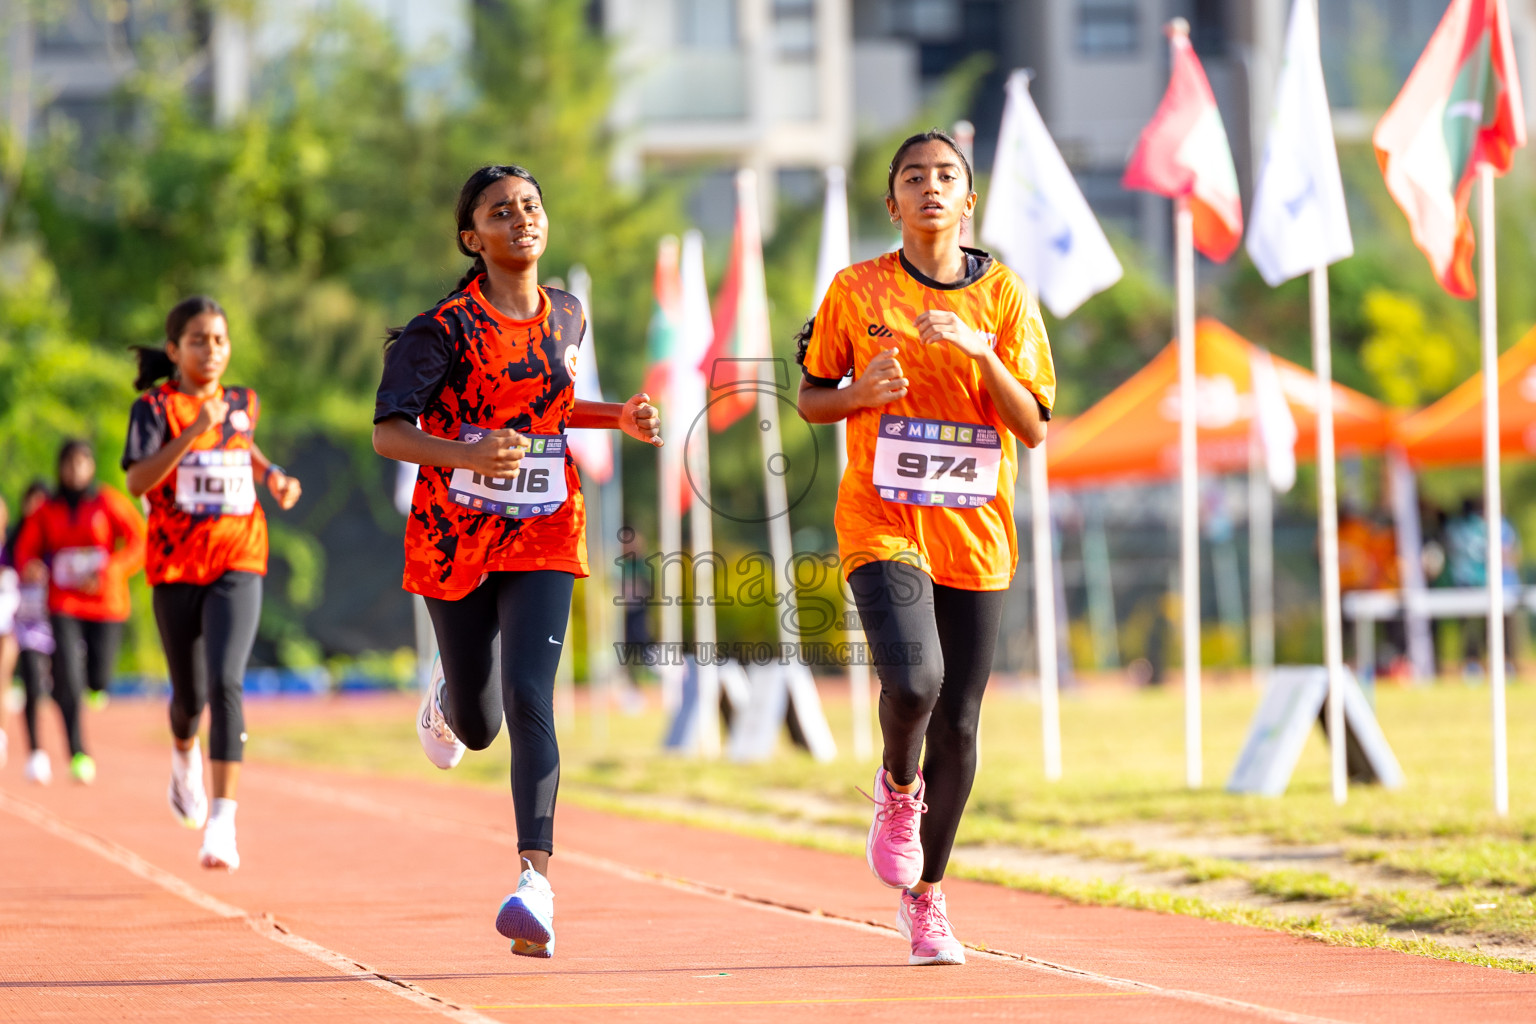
[4,698,1534,1023]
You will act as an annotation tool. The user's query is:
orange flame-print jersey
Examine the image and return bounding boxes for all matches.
[375,277,588,600]
[801,249,1055,591]
[122,382,268,587]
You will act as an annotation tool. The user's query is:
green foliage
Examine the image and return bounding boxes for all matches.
[1359,288,1472,408]
[0,243,135,498]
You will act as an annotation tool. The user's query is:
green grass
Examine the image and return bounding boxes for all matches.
[248,679,1536,966]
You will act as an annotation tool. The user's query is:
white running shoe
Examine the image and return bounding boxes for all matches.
[416,656,465,770]
[24,749,51,785]
[495,859,555,957]
[199,815,240,871]
[169,740,209,829]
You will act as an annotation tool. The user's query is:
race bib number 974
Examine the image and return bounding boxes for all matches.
[448,426,569,519]
[872,415,1002,509]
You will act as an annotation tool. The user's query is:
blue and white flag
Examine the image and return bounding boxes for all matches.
[980,70,1122,318]
[1246,0,1353,286]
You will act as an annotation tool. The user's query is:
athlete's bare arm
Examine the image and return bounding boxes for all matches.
[569,394,663,447]
[373,417,530,478]
[797,347,909,423]
[249,443,302,510]
[915,311,1047,448]
[125,395,229,498]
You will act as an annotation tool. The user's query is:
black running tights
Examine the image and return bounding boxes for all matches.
[18,649,56,754]
[424,570,574,855]
[154,571,263,763]
[848,560,1007,885]
[50,616,123,755]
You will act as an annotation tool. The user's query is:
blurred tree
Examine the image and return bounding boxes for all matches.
[1358,288,1471,409]
[5,0,683,666]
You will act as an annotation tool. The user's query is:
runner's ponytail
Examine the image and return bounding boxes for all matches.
[793,316,815,369]
[131,347,177,390]
[385,164,542,347]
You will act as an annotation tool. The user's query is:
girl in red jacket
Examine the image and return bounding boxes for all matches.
[14,440,147,783]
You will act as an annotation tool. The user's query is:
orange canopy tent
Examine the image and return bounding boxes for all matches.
[1047,319,1396,487]
[1396,325,1536,466]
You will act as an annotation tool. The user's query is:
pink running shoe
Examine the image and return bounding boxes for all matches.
[862,768,925,889]
[897,888,966,965]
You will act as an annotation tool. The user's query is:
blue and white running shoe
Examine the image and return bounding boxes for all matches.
[415,656,465,770]
[495,858,555,958]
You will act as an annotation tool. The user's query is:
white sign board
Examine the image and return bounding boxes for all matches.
[1227,665,1404,797]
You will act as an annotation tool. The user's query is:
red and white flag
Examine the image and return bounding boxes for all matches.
[1123,30,1244,261]
[1373,0,1526,299]
[700,171,773,431]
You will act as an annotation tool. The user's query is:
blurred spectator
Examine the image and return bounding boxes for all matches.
[1445,497,1520,674]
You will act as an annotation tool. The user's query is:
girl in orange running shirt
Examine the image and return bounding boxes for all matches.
[123,296,303,873]
[797,129,1056,966]
[373,164,661,958]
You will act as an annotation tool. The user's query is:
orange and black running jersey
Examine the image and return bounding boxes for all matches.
[374,276,588,599]
[801,248,1056,592]
[122,382,269,586]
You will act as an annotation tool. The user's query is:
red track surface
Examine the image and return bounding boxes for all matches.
[4,696,1535,1023]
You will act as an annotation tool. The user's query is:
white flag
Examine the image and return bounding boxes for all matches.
[1246,0,1353,286]
[1249,346,1298,493]
[678,230,713,436]
[812,166,850,312]
[566,265,614,483]
[981,70,1122,317]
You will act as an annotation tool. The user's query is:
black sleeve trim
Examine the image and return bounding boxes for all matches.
[801,367,845,389]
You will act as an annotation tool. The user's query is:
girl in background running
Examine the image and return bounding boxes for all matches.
[797,130,1055,966]
[374,164,660,958]
[0,497,17,770]
[122,296,302,872]
[7,481,57,783]
[14,441,146,784]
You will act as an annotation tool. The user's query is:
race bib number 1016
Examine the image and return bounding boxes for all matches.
[448,426,569,519]
[872,415,1002,509]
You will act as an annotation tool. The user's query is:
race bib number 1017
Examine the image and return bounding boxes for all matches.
[175,450,256,516]
[448,426,569,519]
[872,415,1002,509]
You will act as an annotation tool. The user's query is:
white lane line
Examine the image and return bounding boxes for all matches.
[0,788,503,1024]
[272,776,1354,1024]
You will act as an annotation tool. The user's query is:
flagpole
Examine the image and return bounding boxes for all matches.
[836,416,873,760]
[1029,444,1061,780]
[821,164,872,761]
[1247,432,1274,691]
[585,486,610,745]
[738,169,811,721]
[1312,263,1347,805]
[1480,163,1509,817]
[682,231,722,758]
[654,238,685,720]
[1175,194,1201,789]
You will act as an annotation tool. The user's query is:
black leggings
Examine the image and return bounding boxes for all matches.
[18,650,58,755]
[153,571,263,763]
[424,570,574,855]
[50,616,123,754]
[848,560,1006,885]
